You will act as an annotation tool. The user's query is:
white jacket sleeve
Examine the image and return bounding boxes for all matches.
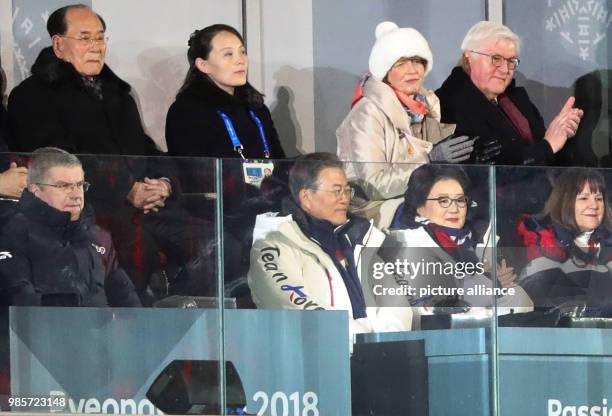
[248,235,331,311]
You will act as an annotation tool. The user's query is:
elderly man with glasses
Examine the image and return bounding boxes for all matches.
[436,21,583,166]
[248,153,411,337]
[0,147,140,307]
[7,4,169,212]
[6,5,203,303]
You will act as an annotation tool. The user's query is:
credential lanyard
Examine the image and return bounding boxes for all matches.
[217,110,270,159]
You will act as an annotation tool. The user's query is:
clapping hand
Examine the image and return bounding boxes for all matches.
[544,96,584,153]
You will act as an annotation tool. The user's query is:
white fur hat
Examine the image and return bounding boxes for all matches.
[368,21,433,81]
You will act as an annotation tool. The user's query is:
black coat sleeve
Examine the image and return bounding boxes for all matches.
[103,239,141,307]
[7,81,76,153]
[165,99,211,157]
[0,218,40,306]
[508,87,553,165]
[437,80,553,166]
[0,102,9,152]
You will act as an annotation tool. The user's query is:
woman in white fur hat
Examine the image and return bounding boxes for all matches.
[337,22,476,228]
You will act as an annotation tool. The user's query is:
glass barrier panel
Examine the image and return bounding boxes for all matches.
[0,153,221,415]
[225,157,496,415]
[495,165,612,416]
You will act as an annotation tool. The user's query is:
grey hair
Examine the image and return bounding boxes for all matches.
[460,21,521,70]
[288,152,344,203]
[27,147,82,185]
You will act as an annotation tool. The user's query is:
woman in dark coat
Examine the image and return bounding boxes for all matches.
[166,24,284,159]
[166,25,286,296]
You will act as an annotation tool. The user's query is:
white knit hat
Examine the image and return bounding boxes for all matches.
[368,21,433,81]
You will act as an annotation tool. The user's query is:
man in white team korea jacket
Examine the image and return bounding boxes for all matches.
[248,153,411,338]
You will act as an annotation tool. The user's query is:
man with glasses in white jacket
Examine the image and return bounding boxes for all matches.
[248,153,411,340]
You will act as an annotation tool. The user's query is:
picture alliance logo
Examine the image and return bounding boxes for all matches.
[48,391,163,414]
[545,0,611,61]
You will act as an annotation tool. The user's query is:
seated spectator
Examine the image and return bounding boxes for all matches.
[6,5,186,301]
[166,24,287,293]
[383,164,532,328]
[436,21,583,166]
[437,21,585,259]
[166,24,284,159]
[0,147,140,307]
[248,153,411,336]
[337,22,473,206]
[517,168,612,308]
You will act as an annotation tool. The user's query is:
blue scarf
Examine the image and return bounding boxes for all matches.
[305,215,368,319]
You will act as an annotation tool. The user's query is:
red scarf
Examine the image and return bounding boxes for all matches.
[497,93,534,144]
[350,72,429,121]
[393,88,429,121]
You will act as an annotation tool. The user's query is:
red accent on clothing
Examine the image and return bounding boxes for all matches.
[497,94,534,144]
[326,270,335,307]
[431,227,458,251]
[0,371,9,396]
[335,248,345,262]
[183,360,193,383]
[588,239,598,257]
[350,72,371,108]
[517,215,567,261]
[132,214,145,283]
[393,89,429,117]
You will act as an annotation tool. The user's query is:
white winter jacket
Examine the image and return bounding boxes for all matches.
[248,212,412,338]
[384,224,533,329]
[336,79,455,200]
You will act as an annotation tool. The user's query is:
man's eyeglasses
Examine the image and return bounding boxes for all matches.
[470,50,520,70]
[426,196,469,208]
[60,35,109,47]
[311,186,355,199]
[35,181,91,193]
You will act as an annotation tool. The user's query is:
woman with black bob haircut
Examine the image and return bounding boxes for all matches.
[165,24,285,159]
[517,168,612,309]
[380,164,531,328]
[398,164,472,230]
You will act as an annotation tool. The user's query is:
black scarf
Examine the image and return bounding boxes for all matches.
[282,198,368,319]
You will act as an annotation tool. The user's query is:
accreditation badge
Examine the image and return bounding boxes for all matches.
[242,160,274,187]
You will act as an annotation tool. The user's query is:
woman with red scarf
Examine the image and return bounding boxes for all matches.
[517,169,612,309]
[337,22,476,217]
[381,164,532,329]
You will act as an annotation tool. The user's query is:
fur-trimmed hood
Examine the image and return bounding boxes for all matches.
[31,46,131,94]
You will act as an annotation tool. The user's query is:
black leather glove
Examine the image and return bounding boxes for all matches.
[429,135,475,163]
[474,137,502,164]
